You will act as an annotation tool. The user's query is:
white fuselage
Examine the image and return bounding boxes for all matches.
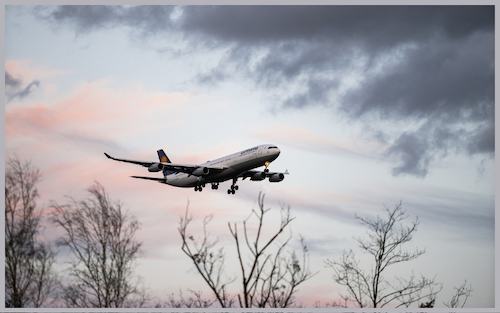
[165,144,280,187]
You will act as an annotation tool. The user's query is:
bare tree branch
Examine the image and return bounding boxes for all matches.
[178,203,235,308]
[325,201,442,308]
[443,279,474,308]
[50,182,145,308]
[5,156,59,308]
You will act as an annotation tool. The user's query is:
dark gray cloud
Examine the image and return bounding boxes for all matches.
[385,113,494,177]
[386,132,433,177]
[34,5,177,36]
[34,5,495,177]
[6,71,22,88]
[341,32,494,121]
[180,6,492,47]
[467,122,495,155]
[5,71,40,102]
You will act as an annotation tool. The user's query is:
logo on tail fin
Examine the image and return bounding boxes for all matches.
[157,149,171,163]
[157,149,175,177]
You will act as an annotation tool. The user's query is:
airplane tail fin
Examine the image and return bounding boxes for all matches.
[157,149,175,177]
[157,149,172,163]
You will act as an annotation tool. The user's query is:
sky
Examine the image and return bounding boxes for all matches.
[4,4,496,309]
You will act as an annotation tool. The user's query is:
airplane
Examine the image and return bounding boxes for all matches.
[104,144,289,194]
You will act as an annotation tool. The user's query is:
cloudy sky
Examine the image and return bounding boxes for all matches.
[4,5,495,309]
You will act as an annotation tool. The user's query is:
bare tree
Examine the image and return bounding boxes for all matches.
[178,193,316,308]
[50,182,146,308]
[178,205,236,308]
[443,279,473,308]
[325,201,442,308]
[5,156,59,307]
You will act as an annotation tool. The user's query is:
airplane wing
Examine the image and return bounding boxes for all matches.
[104,153,227,174]
[104,153,155,167]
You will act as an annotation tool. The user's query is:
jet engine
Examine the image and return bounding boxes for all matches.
[148,163,164,172]
[269,173,285,182]
[250,171,266,181]
[192,167,210,176]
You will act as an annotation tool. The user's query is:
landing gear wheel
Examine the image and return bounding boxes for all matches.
[264,168,269,173]
[228,178,238,195]
[199,186,203,192]
[195,186,198,191]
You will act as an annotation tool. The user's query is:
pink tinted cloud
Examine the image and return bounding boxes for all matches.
[6,77,196,253]
[6,59,68,82]
[6,105,56,136]
[6,79,192,150]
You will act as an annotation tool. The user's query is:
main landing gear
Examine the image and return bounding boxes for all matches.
[227,178,238,195]
[227,185,239,195]
[195,182,220,192]
[194,183,206,192]
[193,180,240,195]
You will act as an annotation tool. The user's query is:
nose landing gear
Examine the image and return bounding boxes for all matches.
[264,161,271,173]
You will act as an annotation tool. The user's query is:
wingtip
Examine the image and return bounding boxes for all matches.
[104,153,111,159]
[285,169,289,174]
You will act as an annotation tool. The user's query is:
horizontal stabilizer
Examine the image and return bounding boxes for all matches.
[131,176,167,183]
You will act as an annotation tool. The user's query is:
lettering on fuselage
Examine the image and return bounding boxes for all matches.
[240,146,258,155]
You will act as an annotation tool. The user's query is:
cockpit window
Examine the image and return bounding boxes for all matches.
[268,146,278,149]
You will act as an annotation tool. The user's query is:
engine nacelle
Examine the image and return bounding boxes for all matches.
[192,167,210,176]
[148,162,164,172]
[269,173,284,182]
[250,171,266,181]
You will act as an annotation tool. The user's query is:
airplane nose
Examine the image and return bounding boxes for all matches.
[272,147,281,160]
